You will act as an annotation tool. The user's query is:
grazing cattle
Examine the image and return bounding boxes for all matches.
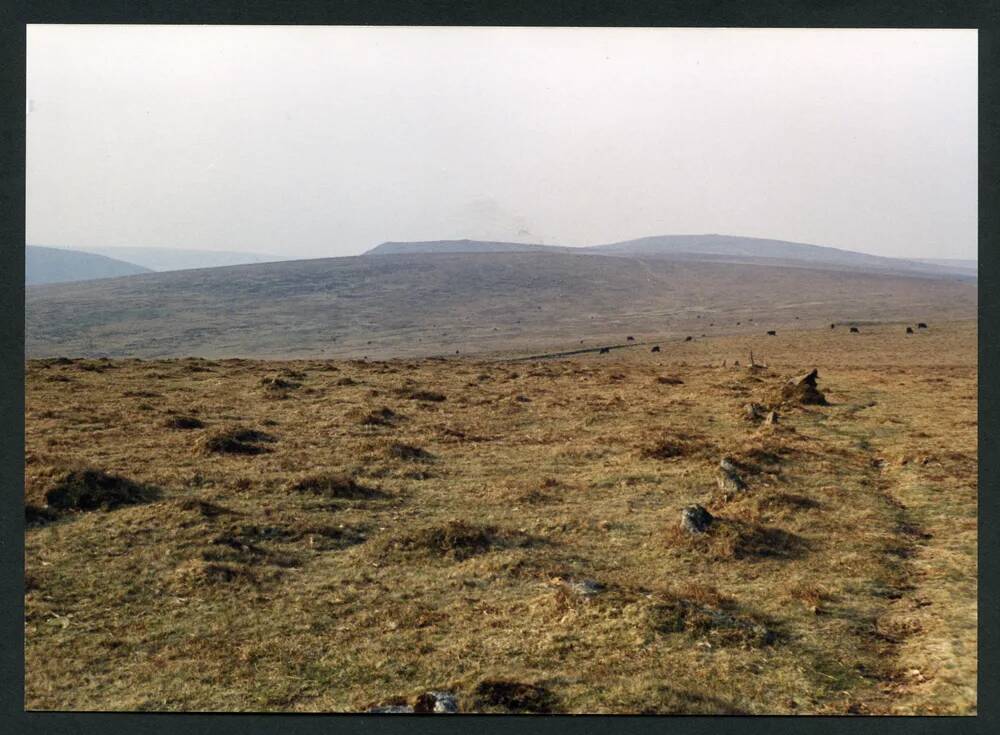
[767,330,776,336]
[830,323,836,329]
[599,347,610,354]
[906,327,914,334]
[684,336,693,342]
[850,327,860,333]
[651,346,661,353]
[918,322,928,329]
[626,336,635,341]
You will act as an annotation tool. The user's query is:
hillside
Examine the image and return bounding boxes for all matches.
[73,246,287,272]
[26,251,977,359]
[26,245,152,285]
[363,235,972,278]
[366,239,571,256]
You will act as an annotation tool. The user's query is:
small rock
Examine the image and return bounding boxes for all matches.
[681,504,714,533]
[567,579,605,597]
[367,704,414,713]
[717,459,747,493]
[413,690,459,713]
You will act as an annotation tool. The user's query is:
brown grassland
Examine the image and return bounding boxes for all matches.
[24,320,977,714]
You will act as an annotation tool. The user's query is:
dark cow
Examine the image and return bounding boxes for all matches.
[626,336,635,341]
[651,346,661,353]
[906,327,914,334]
[684,336,693,342]
[599,347,611,354]
[830,323,836,329]
[918,322,928,329]
[767,330,776,336]
[850,327,860,333]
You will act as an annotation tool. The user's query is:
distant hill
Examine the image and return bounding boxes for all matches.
[366,239,572,256]
[913,258,977,273]
[26,245,152,286]
[73,246,287,272]
[26,250,976,359]
[364,234,971,278]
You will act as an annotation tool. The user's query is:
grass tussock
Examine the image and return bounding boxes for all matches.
[396,387,447,402]
[40,468,159,513]
[199,425,276,455]
[377,520,532,561]
[360,406,404,426]
[640,430,713,461]
[647,591,776,648]
[164,415,205,430]
[175,497,232,518]
[472,680,558,714]
[388,442,434,461]
[285,472,384,500]
[260,375,301,396]
[665,515,807,561]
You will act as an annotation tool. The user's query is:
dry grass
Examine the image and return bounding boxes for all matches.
[23,320,977,714]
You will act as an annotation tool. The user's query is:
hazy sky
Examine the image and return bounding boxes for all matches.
[26,26,977,260]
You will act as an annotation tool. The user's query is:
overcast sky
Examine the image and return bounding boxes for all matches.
[26,26,977,260]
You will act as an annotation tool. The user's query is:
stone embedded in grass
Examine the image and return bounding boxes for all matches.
[413,691,460,713]
[681,504,714,534]
[717,458,748,493]
[552,577,605,597]
[780,368,828,405]
[42,468,159,512]
[367,704,414,714]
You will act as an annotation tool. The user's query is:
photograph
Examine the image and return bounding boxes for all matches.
[22,24,977,715]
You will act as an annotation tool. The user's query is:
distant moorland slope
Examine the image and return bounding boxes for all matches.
[26,249,977,359]
[71,246,287,272]
[26,245,152,286]
[365,234,973,278]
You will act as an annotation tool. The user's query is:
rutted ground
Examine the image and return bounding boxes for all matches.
[24,321,977,713]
